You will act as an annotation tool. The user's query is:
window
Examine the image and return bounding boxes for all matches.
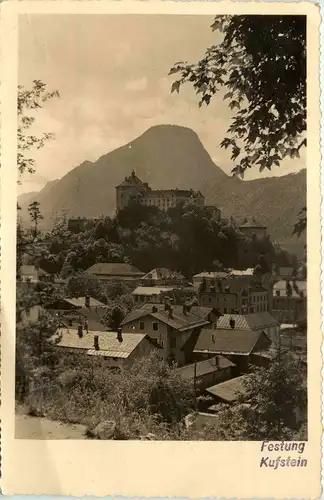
[170,338,176,348]
[224,307,227,313]
[208,297,212,303]
[153,322,159,331]
[140,321,145,330]
[276,290,280,297]
[160,340,164,347]
[231,308,234,314]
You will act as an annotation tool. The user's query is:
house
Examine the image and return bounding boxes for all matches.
[199,277,269,315]
[272,280,307,323]
[176,355,235,391]
[239,217,267,241]
[229,268,254,277]
[192,271,228,288]
[19,265,50,283]
[206,375,250,404]
[85,262,144,283]
[215,311,279,342]
[51,328,156,369]
[45,295,108,331]
[132,286,175,305]
[121,303,213,365]
[140,268,186,287]
[194,327,272,373]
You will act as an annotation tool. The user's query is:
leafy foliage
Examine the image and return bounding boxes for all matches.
[170,16,306,177]
[212,350,307,440]
[17,80,60,179]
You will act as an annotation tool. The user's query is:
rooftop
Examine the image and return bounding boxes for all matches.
[20,265,49,277]
[121,303,211,332]
[273,280,307,298]
[239,217,266,229]
[132,286,175,296]
[215,312,278,330]
[64,296,107,308]
[176,356,235,381]
[116,170,145,188]
[194,328,268,355]
[52,328,148,358]
[86,262,144,276]
[206,375,250,403]
[141,268,185,281]
[193,271,228,279]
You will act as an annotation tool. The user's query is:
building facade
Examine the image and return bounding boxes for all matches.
[199,278,269,315]
[272,280,307,323]
[116,170,205,212]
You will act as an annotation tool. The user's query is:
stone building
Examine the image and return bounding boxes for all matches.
[116,170,205,212]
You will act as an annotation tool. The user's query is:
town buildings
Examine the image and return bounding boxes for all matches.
[115,170,206,212]
[198,277,269,315]
[140,268,186,287]
[176,355,235,391]
[85,262,144,283]
[132,286,176,305]
[272,280,307,323]
[121,302,219,365]
[52,328,156,369]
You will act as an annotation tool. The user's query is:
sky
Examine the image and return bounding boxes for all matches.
[18,14,305,194]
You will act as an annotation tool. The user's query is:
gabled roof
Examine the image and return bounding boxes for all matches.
[86,263,144,276]
[206,375,250,402]
[141,268,185,281]
[273,280,307,298]
[194,328,267,355]
[132,286,175,296]
[52,328,149,358]
[121,304,210,332]
[193,271,228,279]
[176,356,235,381]
[116,170,144,188]
[65,296,107,308]
[239,217,266,229]
[215,312,278,330]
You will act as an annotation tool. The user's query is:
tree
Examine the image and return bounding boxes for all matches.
[170,15,306,177]
[212,350,307,440]
[17,80,60,179]
[28,201,43,239]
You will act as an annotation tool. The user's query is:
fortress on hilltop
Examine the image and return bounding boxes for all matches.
[115,170,206,213]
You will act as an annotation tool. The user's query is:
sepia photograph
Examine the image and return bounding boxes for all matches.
[15,11,309,442]
[0,1,321,497]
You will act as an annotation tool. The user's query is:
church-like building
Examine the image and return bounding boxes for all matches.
[116,170,206,212]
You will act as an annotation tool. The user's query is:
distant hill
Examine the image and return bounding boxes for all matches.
[18,124,306,255]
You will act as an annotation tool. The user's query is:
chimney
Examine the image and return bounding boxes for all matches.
[117,328,123,343]
[182,304,188,316]
[94,335,99,351]
[229,317,235,329]
[152,305,158,313]
[85,294,90,308]
[214,356,219,368]
[168,307,174,319]
[78,324,83,338]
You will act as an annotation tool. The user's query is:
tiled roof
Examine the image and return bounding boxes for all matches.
[215,312,278,330]
[194,328,265,355]
[117,171,144,187]
[206,375,249,402]
[176,356,235,380]
[273,280,307,298]
[193,271,228,279]
[229,269,254,276]
[141,268,185,281]
[132,286,175,296]
[86,263,144,276]
[65,297,107,308]
[121,304,210,331]
[52,328,147,357]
